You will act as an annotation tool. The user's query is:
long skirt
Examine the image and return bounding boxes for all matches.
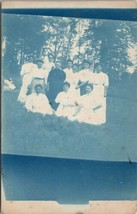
[18,74,32,103]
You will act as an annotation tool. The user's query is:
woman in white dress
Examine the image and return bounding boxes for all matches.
[76,60,94,95]
[18,55,37,103]
[31,59,48,93]
[42,53,55,76]
[25,84,54,115]
[63,60,73,83]
[55,82,77,119]
[74,84,106,125]
[91,63,109,97]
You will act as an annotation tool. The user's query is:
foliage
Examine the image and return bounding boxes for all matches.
[2,14,137,78]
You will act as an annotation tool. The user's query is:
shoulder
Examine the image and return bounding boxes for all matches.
[32,64,37,68]
[22,63,28,68]
[38,93,48,101]
[63,68,67,72]
[40,93,46,96]
[26,93,35,99]
[58,91,64,96]
[101,72,108,78]
[48,69,54,76]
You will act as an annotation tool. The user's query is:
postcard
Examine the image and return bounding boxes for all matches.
[1,1,137,213]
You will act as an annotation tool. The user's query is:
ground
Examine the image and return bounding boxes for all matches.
[2,72,137,162]
[2,73,137,202]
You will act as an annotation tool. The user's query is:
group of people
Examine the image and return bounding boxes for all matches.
[18,50,109,125]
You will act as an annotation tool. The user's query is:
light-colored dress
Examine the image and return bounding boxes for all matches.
[75,92,106,125]
[18,62,37,103]
[78,68,94,83]
[31,67,48,93]
[89,72,109,97]
[77,69,94,95]
[25,92,54,115]
[64,68,80,97]
[55,90,77,119]
[42,56,54,76]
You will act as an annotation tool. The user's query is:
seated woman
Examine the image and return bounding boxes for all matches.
[74,84,106,125]
[31,59,48,94]
[55,82,77,119]
[25,84,54,115]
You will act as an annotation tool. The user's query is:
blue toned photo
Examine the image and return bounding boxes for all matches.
[2,14,137,202]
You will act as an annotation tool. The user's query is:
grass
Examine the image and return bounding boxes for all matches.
[2,74,137,162]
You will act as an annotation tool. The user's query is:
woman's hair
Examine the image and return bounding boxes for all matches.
[73,63,79,67]
[83,60,90,65]
[94,63,101,70]
[36,59,44,63]
[35,84,43,90]
[63,81,70,87]
[48,53,54,57]
[67,59,73,64]
[27,55,34,60]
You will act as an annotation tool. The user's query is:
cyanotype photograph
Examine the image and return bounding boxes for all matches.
[2,12,137,205]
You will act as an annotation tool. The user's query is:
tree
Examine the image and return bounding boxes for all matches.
[2,14,47,77]
[76,19,137,79]
[3,14,137,79]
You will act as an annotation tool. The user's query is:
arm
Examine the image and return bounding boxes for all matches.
[76,81,88,89]
[46,82,49,91]
[104,74,109,97]
[55,93,61,104]
[92,96,104,112]
[93,104,102,112]
[25,96,33,112]
[72,104,82,117]
[104,86,108,97]
[20,65,25,76]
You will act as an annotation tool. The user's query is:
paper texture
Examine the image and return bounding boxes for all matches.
[1,1,137,213]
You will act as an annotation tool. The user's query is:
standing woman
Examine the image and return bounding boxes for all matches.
[31,59,48,94]
[92,63,109,98]
[42,53,55,77]
[76,60,94,95]
[63,59,73,84]
[90,63,109,124]
[18,55,37,103]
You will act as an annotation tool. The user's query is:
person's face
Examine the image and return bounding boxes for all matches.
[55,62,61,70]
[35,86,42,94]
[86,85,92,94]
[87,55,93,61]
[73,65,79,73]
[95,65,102,73]
[42,50,48,56]
[48,55,54,62]
[84,63,90,69]
[68,62,73,69]
[37,61,43,68]
[28,57,33,63]
[63,84,69,92]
